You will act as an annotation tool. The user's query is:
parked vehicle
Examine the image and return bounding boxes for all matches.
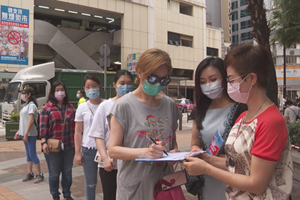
[174,98,195,113]
[1,62,137,126]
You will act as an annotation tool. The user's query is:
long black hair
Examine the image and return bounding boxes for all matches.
[24,87,38,107]
[194,57,228,130]
[48,81,69,105]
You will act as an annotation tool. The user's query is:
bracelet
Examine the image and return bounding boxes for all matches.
[41,141,47,146]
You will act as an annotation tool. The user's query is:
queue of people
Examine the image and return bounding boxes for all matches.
[14,44,293,200]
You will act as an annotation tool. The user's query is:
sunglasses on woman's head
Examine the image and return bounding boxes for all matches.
[147,74,171,86]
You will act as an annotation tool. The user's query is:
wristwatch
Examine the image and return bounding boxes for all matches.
[41,141,47,146]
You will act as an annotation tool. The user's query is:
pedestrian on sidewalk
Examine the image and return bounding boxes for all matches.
[14,86,44,184]
[40,81,76,200]
[74,75,104,200]
[89,70,133,200]
[284,100,300,123]
[76,89,86,108]
[108,48,182,200]
[182,44,293,199]
[188,57,247,200]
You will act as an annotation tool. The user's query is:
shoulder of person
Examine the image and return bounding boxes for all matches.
[261,105,285,124]
[77,102,87,110]
[68,103,75,110]
[41,102,51,112]
[162,95,176,103]
[99,99,113,108]
[113,92,132,106]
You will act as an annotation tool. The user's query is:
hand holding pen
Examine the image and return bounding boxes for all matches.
[149,137,168,156]
[142,137,168,159]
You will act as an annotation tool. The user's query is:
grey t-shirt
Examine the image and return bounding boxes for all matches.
[200,105,232,200]
[19,101,38,136]
[284,105,300,123]
[108,92,182,200]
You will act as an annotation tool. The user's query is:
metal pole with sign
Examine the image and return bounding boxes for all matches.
[99,44,110,99]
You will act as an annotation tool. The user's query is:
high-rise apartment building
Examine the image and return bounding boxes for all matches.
[230,0,253,46]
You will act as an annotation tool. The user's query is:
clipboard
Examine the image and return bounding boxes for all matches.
[135,151,206,162]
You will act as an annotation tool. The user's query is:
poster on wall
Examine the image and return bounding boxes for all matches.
[128,52,142,74]
[0,5,29,65]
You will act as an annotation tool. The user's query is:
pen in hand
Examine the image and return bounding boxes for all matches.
[149,137,169,156]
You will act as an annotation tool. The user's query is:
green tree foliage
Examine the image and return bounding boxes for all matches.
[270,0,300,48]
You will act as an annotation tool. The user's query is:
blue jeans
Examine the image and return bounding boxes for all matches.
[22,136,40,164]
[44,147,75,197]
[82,147,98,200]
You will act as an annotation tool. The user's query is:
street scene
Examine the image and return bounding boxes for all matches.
[0,0,300,200]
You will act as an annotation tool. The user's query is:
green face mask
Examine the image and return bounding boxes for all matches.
[142,80,165,96]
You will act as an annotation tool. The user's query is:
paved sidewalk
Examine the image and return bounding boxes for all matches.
[0,115,197,200]
[1,114,299,200]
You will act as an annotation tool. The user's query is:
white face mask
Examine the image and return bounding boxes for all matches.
[201,79,223,99]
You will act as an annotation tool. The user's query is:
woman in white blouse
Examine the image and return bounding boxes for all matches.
[74,74,103,200]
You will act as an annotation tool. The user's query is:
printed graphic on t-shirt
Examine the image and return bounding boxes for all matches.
[136,114,173,167]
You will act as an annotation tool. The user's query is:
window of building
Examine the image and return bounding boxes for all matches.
[168,32,193,47]
[240,0,247,6]
[286,56,297,64]
[180,2,193,16]
[232,35,239,44]
[232,24,238,32]
[231,1,238,10]
[207,47,219,57]
[241,32,252,41]
[241,20,252,29]
[240,9,249,18]
[232,12,238,21]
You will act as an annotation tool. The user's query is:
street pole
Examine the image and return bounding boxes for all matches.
[283,45,286,98]
[104,44,107,99]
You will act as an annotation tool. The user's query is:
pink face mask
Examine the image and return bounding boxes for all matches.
[55,91,66,102]
[227,75,252,104]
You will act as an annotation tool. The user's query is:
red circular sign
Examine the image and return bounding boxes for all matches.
[7,31,21,45]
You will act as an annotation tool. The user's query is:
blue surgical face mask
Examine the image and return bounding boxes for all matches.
[117,85,133,97]
[85,88,100,99]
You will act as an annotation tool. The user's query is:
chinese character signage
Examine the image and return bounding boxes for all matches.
[0,5,30,65]
[128,52,142,74]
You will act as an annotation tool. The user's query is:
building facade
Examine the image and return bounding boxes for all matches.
[0,0,223,100]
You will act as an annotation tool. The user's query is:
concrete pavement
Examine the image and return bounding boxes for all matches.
[1,113,299,200]
[0,114,197,200]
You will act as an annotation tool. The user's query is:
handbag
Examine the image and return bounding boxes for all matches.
[184,169,204,196]
[47,106,67,153]
[153,163,187,200]
[47,138,61,153]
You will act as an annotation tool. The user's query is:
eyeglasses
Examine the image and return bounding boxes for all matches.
[147,74,171,86]
[226,75,244,85]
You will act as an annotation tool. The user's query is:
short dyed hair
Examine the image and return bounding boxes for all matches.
[135,48,172,84]
[224,44,271,88]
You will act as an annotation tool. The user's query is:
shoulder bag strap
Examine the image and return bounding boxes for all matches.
[61,105,68,138]
[88,107,94,115]
[289,107,297,116]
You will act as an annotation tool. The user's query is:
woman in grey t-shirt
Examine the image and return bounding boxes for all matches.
[108,48,182,200]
